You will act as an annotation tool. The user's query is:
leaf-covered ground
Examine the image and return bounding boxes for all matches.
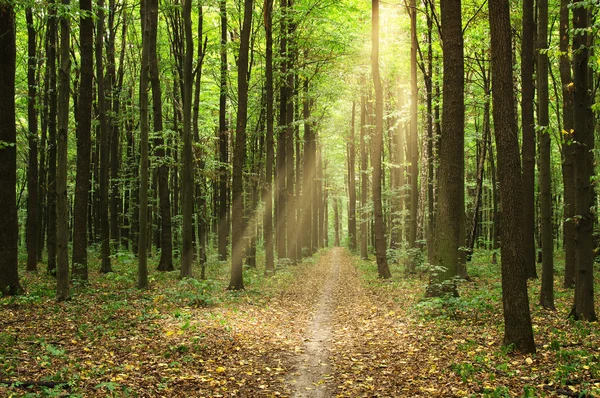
[1,247,599,397]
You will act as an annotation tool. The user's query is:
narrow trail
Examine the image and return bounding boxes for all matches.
[289,247,342,397]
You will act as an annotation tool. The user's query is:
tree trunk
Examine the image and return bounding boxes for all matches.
[97,0,112,274]
[347,100,357,251]
[26,8,39,273]
[408,0,419,256]
[56,0,71,301]
[301,78,315,256]
[429,0,464,295]
[488,0,536,353]
[180,0,195,278]
[218,0,229,262]
[521,0,537,279]
[264,0,275,273]
[537,0,555,310]
[138,0,151,289]
[360,85,368,260]
[559,0,576,289]
[371,0,391,279]
[570,2,597,321]
[72,0,93,281]
[276,0,288,260]
[47,0,58,275]
[0,3,23,296]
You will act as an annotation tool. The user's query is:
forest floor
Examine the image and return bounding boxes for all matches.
[1,247,600,397]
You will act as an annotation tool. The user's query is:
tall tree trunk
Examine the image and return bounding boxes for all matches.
[72,0,93,281]
[229,0,253,289]
[334,198,340,246]
[425,2,434,264]
[138,0,151,289]
[285,0,296,263]
[56,0,71,301]
[521,0,537,279]
[408,0,419,257]
[0,2,23,296]
[371,0,391,279]
[276,0,288,259]
[97,0,112,273]
[429,0,464,295]
[559,0,576,288]
[360,85,368,260]
[218,0,229,262]
[180,0,194,278]
[347,100,357,251]
[26,8,39,273]
[47,0,58,275]
[264,0,275,273]
[149,0,173,272]
[301,78,314,256]
[537,0,555,310]
[488,0,536,353]
[570,1,596,321]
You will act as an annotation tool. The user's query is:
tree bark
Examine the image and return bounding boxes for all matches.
[521,0,537,279]
[408,0,419,257]
[559,0,576,289]
[218,0,229,262]
[488,0,536,353]
[347,100,357,251]
[264,0,275,273]
[360,85,368,260]
[47,0,58,275]
[56,0,71,301]
[0,2,23,296]
[429,0,464,295]
[570,1,597,321]
[537,0,555,310]
[26,8,39,273]
[371,0,391,279]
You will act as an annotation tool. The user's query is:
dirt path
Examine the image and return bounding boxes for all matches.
[289,247,342,397]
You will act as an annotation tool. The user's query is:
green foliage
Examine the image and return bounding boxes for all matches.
[170,277,218,307]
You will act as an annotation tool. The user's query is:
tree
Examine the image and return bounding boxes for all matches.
[559,0,576,289]
[537,0,554,310]
[72,0,93,281]
[407,0,418,261]
[46,0,58,275]
[371,0,391,279]
[347,100,357,251]
[488,0,535,353]
[264,0,275,274]
[570,1,596,322]
[0,1,23,296]
[138,0,151,289]
[97,0,112,274]
[359,83,368,260]
[229,0,254,290]
[180,0,195,278]
[521,0,537,279]
[217,0,229,262]
[56,0,71,301]
[26,7,39,273]
[429,0,464,295]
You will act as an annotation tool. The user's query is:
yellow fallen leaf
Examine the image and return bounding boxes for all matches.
[525,357,533,365]
[216,366,226,373]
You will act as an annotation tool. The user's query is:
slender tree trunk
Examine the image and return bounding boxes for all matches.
[180,0,194,278]
[264,0,275,273]
[97,0,112,273]
[26,8,39,273]
[229,0,253,289]
[149,0,173,272]
[218,0,229,262]
[56,0,71,301]
[285,0,296,263]
[408,0,419,256]
[360,85,368,260]
[371,0,391,279]
[570,2,597,321]
[488,0,536,353]
[429,0,464,295]
[348,100,357,251]
[301,78,314,256]
[0,2,23,296]
[559,0,576,288]
[521,0,537,279]
[537,0,555,310]
[276,0,288,259]
[72,0,93,281]
[138,0,151,289]
[334,198,340,246]
[47,0,58,275]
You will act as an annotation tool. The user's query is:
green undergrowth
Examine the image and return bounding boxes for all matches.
[351,247,600,397]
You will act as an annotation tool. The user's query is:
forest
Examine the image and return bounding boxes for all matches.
[1,0,600,396]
